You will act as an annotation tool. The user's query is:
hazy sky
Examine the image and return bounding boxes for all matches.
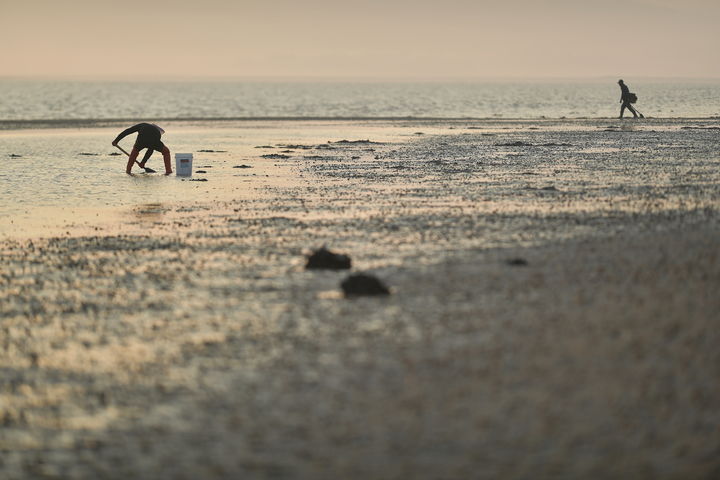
[1,0,718,79]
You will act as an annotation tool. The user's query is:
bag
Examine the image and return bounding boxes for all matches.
[628,93,638,104]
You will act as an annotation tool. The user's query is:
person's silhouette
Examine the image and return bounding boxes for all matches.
[112,123,172,174]
[618,79,640,119]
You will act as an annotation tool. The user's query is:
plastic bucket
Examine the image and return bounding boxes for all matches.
[175,153,193,176]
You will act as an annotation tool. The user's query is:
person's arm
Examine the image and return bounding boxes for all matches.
[112,124,141,146]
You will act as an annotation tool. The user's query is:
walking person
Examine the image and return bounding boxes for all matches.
[618,79,642,119]
[112,123,172,174]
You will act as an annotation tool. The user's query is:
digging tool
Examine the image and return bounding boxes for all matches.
[114,145,156,173]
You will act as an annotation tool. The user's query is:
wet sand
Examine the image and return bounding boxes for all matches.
[1,119,719,479]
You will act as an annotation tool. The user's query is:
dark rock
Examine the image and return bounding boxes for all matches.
[189,178,208,182]
[541,186,558,191]
[78,152,99,156]
[341,273,390,296]
[9,154,22,158]
[332,139,379,144]
[306,247,351,270]
[261,154,290,159]
[496,141,532,147]
[109,152,121,156]
[278,144,313,150]
[197,149,227,153]
[233,164,253,168]
[506,258,529,266]
[195,170,207,173]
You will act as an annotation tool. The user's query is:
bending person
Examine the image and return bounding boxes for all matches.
[112,123,172,174]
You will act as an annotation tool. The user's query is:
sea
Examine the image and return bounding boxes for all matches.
[1,79,719,122]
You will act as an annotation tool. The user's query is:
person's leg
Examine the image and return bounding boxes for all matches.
[126,147,140,174]
[628,104,639,118]
[139,148,154,168]
[620,103,626,118]
[161,145,172,174]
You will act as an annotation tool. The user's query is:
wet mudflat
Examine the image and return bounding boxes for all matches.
[1,119,719,479]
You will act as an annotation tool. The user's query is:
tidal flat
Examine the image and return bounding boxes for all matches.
[1,119,719,479]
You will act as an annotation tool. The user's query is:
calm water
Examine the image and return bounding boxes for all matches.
[1,79,719,121]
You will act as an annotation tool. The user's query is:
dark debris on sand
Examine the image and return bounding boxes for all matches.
[233,165,253,169]
[341,273,390,296]
[261,154,291,159]
[506,258,529,266]
[332,139,380,145]
[305,247,352,270]
[277,144,313,150]
[496,141,533,147]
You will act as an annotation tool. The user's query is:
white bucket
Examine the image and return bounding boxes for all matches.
[175,153,193,176]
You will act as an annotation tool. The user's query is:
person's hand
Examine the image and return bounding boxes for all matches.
[112,141,118,146]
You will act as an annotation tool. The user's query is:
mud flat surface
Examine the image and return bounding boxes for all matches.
[1,119,720,479]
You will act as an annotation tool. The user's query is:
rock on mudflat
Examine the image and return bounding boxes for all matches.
[305,247,351,270]
[341,273,390,296]
[506,257,529,266]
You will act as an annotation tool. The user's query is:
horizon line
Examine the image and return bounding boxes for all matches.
[2,74,720,83]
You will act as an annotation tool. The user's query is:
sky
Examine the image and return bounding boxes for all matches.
[1,0,718,79]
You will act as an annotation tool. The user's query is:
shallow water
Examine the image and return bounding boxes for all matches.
[0,121,427,236]
[2,118,718,241]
